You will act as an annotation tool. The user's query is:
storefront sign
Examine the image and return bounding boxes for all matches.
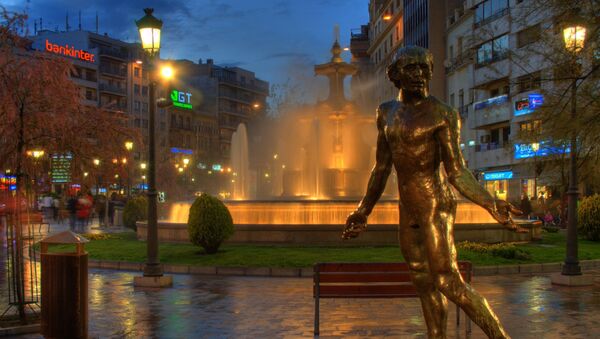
[45,40,95,62]
[51,153,73,183]
[212,164,222,171]
[0,175,16,191]
[158,191,166,203]
[170,90,192,109]
[483,171,513,181]
[514,93,544,116]
[170,147,193,155]
[514,141,570,159]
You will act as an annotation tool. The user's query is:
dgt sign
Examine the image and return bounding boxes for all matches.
[170,90,192,109]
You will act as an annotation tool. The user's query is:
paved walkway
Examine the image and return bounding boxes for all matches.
[2,217,600,338]
[5,268,600,338]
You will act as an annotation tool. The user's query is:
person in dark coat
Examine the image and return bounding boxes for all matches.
[520,194,532,219]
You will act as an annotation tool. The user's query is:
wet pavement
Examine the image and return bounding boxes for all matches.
[2,217,600,338]
[3,268,599,338]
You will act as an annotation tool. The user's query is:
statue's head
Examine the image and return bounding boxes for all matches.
[387,46,433,97]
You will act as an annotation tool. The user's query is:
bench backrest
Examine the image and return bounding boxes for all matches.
[314,262,472,298]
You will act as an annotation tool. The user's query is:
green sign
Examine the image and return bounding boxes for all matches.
[51,153,73,183]
[170,90,192,109]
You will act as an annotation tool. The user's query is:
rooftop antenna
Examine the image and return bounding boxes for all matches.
[78,10,81,31]
[95,12,98,34]
[66,11,69,31]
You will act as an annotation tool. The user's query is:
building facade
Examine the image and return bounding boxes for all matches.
[446,0,566,202]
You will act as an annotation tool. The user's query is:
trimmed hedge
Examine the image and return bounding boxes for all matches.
[578,194,600,241]
[457,241,532,260]
[187,193,234,254]
[123,195,147,231]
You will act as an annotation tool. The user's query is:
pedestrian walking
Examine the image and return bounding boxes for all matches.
[67,194,78,231]
[520,194,532,219]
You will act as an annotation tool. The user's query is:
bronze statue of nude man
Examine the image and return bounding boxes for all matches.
[342,46,525,339]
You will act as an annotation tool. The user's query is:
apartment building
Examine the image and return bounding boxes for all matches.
[355,0,460,108]
[446,0,564,202]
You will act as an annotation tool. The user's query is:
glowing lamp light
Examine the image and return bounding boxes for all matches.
[125,141,133,151]
[183,158,190,166]
[160,66,174,79]
[135,60,143,64]
[84,172,89,177]
[136,8,163,55]
[178,167,184,173]
[563,25,586,53]
[112,158,118,164]
[383,13,392,21]
[93,159,100,166]
[140,162,147,170]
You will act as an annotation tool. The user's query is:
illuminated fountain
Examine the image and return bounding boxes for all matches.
[137,33,541,245]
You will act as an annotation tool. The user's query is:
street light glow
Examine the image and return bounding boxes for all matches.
[183,158,190,166]
[140,163,147,170]
[160,65,174,79]
[93,159,100,166]
[563,25,586,53]
[125,141,134,151]
[136,8,163,55]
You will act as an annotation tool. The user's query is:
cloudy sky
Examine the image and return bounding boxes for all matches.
[8,0,369,95]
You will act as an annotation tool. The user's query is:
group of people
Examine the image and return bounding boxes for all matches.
[38,191,123,233]
[520,192,563,227]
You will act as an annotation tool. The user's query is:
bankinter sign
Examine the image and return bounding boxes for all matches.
[45,40,95,63]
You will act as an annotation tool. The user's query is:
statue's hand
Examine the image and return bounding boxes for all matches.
[342,210,368,240]
[490,200,528,233]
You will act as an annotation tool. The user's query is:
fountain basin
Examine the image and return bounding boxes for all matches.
[138,200,542,245]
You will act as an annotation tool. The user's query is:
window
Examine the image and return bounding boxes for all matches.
[134,67,140,77]
[142,102,148,113]
[458,89,464,108]
[134,84,140,95]
[134,118,141,127]
[517,24,541,48]
[450,93,455,107]
[476,34,508,65]
[134,101,140,111]
[519,120,542,134]
[475,0,509,27]
[517,71,541,93]
[142,86,148,96]
[171,114,176,127]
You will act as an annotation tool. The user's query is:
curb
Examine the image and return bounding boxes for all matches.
[88,259,600,278]
[0,323,40,337]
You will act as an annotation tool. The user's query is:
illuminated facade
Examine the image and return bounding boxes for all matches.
[446,0,566,202]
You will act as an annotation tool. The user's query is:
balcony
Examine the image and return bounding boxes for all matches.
[473,146,513,169]
[470,94,510,129]
[99,83,126,96]
[474,57,509,87]
[98,47,128,60]
[99,65,127,78]
[217,77,269,94]
[446,53,474,74]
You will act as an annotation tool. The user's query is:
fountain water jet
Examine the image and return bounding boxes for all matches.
[231,123,250,200]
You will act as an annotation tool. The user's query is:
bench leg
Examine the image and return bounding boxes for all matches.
[314,296,319,336]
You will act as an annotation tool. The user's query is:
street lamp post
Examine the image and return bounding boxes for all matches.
[552,14,591,286]
[134,8,172,287]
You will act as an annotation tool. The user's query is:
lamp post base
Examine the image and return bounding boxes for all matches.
[133,275,173,288]
[550,272,593,286]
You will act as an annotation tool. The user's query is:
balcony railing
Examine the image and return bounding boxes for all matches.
[98,47,128,60]
[99,65,127,77]
[99,83,126,96]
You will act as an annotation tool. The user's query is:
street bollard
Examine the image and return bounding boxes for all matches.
[40,231,89,339]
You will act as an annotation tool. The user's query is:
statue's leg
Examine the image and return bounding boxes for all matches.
[424,211,510,339]
[399,223,447,338]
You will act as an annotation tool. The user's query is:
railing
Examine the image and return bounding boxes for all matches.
[98,47,128,60]
[473,8,509,29]
[99,83,126,96]
[446,53,474,73]
[99,65,126,77]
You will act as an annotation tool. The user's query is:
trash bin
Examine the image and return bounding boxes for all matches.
[40,231,89,339]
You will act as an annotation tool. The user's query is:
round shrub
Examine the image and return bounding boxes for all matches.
[578,194,600,241]
[187,193,234,254]
[123,195,147,231]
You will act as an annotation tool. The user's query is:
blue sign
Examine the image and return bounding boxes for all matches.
[170,147,193,155]
[514,141,570,159]
[138,184,148,190]
[483,171,513,181]
[529,94,543,109]
[514,94,544,116]
[474,94,508,111]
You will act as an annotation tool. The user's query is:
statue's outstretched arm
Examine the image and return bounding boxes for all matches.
[438,109,524,231]
[356,106,393,217]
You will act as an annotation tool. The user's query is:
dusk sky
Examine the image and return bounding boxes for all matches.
[8,0,369,98]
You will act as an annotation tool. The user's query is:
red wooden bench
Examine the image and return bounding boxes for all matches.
[313,261,472,336]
